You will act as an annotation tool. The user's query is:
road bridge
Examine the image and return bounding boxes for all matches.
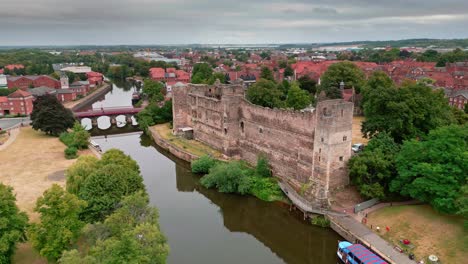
[74,106,143,129]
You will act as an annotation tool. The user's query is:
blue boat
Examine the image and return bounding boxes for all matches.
[337,241,388,264]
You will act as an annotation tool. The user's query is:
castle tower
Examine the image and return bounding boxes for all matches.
[60,72,69,89]
[311,99,353,206]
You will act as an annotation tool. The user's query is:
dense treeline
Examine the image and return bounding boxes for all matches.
[0,49,178,79]
[22,149,169,262]
[348,71,467,226]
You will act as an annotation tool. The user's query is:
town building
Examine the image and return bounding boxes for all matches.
[0,74,7,88]
[149,67,190,92]
[0,90,34,116]
[86,71,104,87]
[7,75,61,90]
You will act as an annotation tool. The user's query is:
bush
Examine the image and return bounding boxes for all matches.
[59,123,90,150]
[255,154,271,178]
[250,177,283,201]
[311,216,331,228]
[191,155,217,174]
[199,158,284,202]
[65,147,78,159]
[200,162,252,194]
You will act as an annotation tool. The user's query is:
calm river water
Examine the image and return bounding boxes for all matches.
[87,81,342,264]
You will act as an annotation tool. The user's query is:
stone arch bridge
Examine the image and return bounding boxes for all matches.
[74,107,143,129]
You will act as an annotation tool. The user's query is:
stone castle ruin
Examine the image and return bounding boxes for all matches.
[172,81,353,207]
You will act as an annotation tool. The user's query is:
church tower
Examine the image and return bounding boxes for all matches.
[60,72,69,89]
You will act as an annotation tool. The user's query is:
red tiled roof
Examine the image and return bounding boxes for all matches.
[86,71,103,78]
[8,89,32,98]
[0,96,8,103]
[5,64,24,70]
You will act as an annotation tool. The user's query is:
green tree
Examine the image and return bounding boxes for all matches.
[260,66,274,81]
[391,124,468,214]
[451,106,468,125]
[297,75,317,94]
[79,164,145,222]
[456,184,468,229]
[99,149,140,174]
[362,81,454,143]
[71,122,90,149]
[191,63,213,84]
[348,133,399,199]
[136,100,173,131]
[0,184,29,264]
[28,185,86,261]
[143,80,164,102]
[283,66,294,78]
[320,61,365,99]
[286,81,311,110]
[246,79,283,108]
[59,192,169,264]
[31,94,75,136]
[66,155,100,195]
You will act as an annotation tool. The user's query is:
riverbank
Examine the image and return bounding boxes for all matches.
[64,83,112,111]
[149,123,223,162]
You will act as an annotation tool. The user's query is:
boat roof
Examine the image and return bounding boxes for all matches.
[346,244,388,264]
[339,241,353,249]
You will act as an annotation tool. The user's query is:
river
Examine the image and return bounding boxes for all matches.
[85,81,342,264]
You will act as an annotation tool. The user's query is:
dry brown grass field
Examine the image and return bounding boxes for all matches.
[368,205,467,263]
[352,116,369,144]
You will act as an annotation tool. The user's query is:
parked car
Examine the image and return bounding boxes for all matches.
[351,143,364,153]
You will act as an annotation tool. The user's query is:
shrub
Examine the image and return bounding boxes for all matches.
[65,147,78,159]
[59,132,75,146]
[255,154,271,177]
[250,177,283,201]
[191,155,217,174]
[311,216,331,228]
[200,161,252,194]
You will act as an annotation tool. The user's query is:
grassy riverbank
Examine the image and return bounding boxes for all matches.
[0,127,94,264]
[368,204,467,263]
[151,123,223,158]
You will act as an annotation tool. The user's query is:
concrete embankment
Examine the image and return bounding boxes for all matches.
[148,127,198,162]
[328,215,414,264]
[67,83,112,112]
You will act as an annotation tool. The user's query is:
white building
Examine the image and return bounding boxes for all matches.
[0,74,7,88]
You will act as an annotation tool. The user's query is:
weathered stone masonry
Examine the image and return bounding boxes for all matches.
[172,82,353,206]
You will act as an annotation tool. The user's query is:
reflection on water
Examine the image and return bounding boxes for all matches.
[92,133,341,264]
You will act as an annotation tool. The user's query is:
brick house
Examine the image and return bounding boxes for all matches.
[149,67,190,83]
[7,75,60,90]
[86,71,104,86]
[0,90,34,115]
[447,90,468,110]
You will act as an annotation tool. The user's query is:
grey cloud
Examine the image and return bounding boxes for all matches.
[0,0,467,45]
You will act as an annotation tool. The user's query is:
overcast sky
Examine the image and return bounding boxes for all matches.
[1,0,468,45]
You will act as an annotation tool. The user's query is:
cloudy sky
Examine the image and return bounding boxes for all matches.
[1,0,468,45]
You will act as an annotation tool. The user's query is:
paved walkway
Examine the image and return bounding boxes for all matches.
[329,215,415,264]
[0,127,21,151]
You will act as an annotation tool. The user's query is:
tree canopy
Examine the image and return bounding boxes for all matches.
[260,66,274,81]
[319,61,365,99]
[246,79,283,108]
[191,63,213,84]
[31,94,75,136]
[0,184,29,264]
[143,80,165,102]
[286,81,311,110]
[59,192,169,264]
[391,124,468,214]
[348,133,400,199]
[362,79,454,143]
[27,184,86,261]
